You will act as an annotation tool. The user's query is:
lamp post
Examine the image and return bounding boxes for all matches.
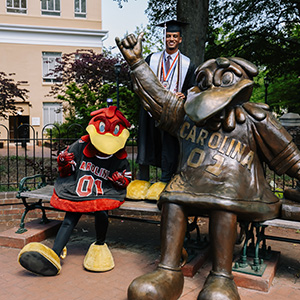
[107,98,113,107]
[264,76,270,105]
[114,63,121,109]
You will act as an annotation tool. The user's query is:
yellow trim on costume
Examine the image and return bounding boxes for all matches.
[83,242,114,272]
[126,180,151,200]
[18,242,61,274]
[86,125,129,155]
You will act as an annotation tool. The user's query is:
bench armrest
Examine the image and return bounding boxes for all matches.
[17,174,47,198]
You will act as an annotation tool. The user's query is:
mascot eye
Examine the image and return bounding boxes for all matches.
[99,121,105,133]
[113,124,120,135]
[221,72,234,86]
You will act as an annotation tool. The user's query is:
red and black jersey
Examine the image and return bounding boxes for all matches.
[50,137,131,213]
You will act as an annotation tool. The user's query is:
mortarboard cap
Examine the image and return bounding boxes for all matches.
[156,19,188,34]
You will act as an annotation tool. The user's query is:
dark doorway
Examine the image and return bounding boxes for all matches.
[9,115,30,143]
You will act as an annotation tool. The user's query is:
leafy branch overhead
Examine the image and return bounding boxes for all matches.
[45,49,140,139]
[146,0,299,113]
[47,49,131,97]
[0,72,29,119]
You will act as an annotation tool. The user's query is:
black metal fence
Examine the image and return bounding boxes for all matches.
[0,123,296,195]
[0,123,139,191]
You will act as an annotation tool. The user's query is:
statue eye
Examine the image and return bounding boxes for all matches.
[221,72,234,86]
[197,72,209,91]
[99,121,105,133]
[113,124,120,135]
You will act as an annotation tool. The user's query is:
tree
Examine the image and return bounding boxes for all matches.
[177,0,209,66]
[0,72,29,119]
[47,49,131,98]
[47,49,140,138]
[207,0,300,77]
[146,0,209,66]
[146,0,300,112]
[206,0,300,113]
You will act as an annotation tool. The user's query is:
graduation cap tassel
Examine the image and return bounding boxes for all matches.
[163,22,167,49]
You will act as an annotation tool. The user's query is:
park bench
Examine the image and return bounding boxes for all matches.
[16,174,161,234]
[233,198,300,275]
[16,173,300,276]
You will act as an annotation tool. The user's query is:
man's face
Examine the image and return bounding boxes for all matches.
[165,32,182,53]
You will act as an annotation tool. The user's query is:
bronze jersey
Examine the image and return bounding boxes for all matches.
[160,112,289,221]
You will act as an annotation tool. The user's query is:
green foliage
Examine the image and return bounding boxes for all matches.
[0,185,18,192]
[146,0,177,27]
[207,1,300,76]
[267,74,300,115]
[59,83,105,130]
[133,24,164,56]
[48,81,140,140]
[206,0,300,113]
[96,82,140,138]
[46,47,141,140]
[250,71,300,115]
[46,83,103,138]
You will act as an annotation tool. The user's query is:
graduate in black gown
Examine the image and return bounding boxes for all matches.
[137,20,196,197]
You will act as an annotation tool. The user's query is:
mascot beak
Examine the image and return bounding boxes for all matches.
[184,78,253,124]
[86,106,131,155]
[86,125,130,155]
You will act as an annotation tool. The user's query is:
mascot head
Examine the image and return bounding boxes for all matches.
[86,106,131,155]
[185,57,258,125]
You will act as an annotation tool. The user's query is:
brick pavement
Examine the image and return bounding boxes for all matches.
[0,219,300,300]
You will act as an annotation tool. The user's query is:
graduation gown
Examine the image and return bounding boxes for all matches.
[136,51,196,172]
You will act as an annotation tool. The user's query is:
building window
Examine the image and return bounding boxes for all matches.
[6,0,27,14]
[75,0,86,18]
[41,0,60,16]
[42,52,62,83]
[43,103,63,126]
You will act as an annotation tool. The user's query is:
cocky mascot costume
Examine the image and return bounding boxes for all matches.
[116,33,300,300]
[18,106,131,276]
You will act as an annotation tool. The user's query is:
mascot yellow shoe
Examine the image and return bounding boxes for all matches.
[145,182,167,201]
[18,242,61,276]
[126,180,151,200]
[83,242,114,272]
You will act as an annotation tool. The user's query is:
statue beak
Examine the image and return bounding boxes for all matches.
[184,79,253,124]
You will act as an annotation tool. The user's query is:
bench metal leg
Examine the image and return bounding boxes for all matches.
[15,198,50,234]
[233,222,272,276]
[39,200,50,225]
[15,208,30,234]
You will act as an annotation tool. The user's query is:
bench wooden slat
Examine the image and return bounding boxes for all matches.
[20,185,54,201]
[121,200,160,213]
[19,185,160,214]
[260,218,300,230]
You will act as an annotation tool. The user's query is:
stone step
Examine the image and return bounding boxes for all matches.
[0,219,61,249]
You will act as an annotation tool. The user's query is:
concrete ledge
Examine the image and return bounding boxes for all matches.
[0,219,61,249]
[182,246,211,277]
[233,251,280,292]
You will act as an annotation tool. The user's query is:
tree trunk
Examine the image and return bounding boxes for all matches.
[177,0,209,67]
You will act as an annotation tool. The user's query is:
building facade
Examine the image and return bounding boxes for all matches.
[0,0,107,141]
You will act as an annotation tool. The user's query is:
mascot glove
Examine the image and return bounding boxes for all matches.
[108,171,129,188]
[58,147,75,166]
[57,147,76,177]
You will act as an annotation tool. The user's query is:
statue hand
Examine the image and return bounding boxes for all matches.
[115,32,144,66]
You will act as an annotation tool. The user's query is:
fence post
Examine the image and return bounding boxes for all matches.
[280,112,300,197]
